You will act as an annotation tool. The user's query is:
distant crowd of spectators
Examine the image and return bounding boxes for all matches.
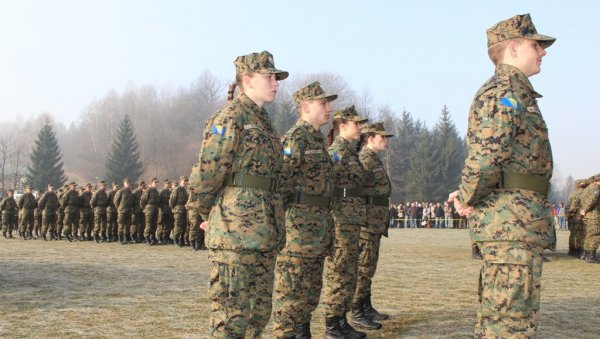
[551,202,567,231]
[388,201,468,229]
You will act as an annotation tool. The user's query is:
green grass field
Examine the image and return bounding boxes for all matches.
[1,229,599,338]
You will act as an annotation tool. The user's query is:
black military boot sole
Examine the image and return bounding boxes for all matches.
[340,315,367,338]
[351,306,382,330]
[324,316,345,339]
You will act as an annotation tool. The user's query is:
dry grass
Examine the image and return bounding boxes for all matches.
[1,229,599,338]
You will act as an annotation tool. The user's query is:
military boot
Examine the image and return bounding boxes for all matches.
[34,229,39,238]
[65,233,72,242]
[351,302,382,330]
[151,235,158,246]
[2,230,6,239]
[295,322,311,339]
[324,316,345,339]
[587,251,600,264]
[42,233,47,241]
[176,237,183,247]
[93,234,100,243]
[581,251,589,260]
[192,240,199,251]
[340,315,367,338]
[471,245,482,259]
[364,293,389,320]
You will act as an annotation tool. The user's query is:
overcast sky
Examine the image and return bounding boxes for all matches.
[1,0,598,180]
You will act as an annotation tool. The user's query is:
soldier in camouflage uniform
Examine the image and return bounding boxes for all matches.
[17,185,37,240]
[79,183,93,241]
[38,185,59,241]
[170,176,189,247]
[107,183,119,242]
[449,14,556,338]
[56,185,68,240]
[131,181,145,243]
[114,179,135,244]
[141,177,160,246]
[185,184,204,251]
[323,105,372,338]
[190,50,287,338]
[271,82,337,339]
[580,174,600,263]
[351,122,394,329]
[34,195,42,239]
[566,179,587,257]
[91,180,109,243]
[61,182,81,242]
[157,180,173,244]
[1,190,17,238]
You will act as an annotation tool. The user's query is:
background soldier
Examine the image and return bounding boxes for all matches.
[580,174,600,263]
[170,176,189,247]
[38,184,59,240]
[56,185,68,240]
[141,177,160,246]
[34,194,42,239]
[1,190,17,238]
[79,183,93,241]
[157,179,173,245]
[17,185,37,240]
[566,179,587,257]
[61,182,80,242]
[131,181,145,243]
[91,180,109,243]
[185,185,204,251]
[107,183,119,242]
[114,179,135,244]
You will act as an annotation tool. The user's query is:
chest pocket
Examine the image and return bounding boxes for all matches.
[241,124,282,175]
[303,149,330,193]
[518,102,551,172]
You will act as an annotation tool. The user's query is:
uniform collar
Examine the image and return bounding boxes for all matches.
[297,119,323,140]
[238,93,271,121]
[495,64,543,98]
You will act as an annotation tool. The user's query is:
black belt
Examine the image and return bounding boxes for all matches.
[365,195,389,206]
[288,192,331,208]
[499,172,550,196]
[334,187,363,198]
[226,173,276,192]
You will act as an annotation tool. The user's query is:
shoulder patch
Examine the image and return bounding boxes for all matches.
[500,96,521,110]
[332,151,343,162]
[283,147,294,156]
[211,125,226,136]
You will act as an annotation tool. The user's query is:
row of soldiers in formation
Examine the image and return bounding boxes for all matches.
[565,173,600,263]
[0,176,206,250]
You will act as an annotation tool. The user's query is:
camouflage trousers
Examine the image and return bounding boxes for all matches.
[583,219,600,251]
[353,231,382,304]
[34,211,42,233]
[272,255,325,338]
[2,212,16,233]
[57,209,64,235]
[41,211,57,235]
[172,211,187,239]
[157,213,173,238]
[187,211,203,242]
[117,211,132,237]
[131,212,144,239]
[208,251,275,338]
[93,208,107,236]
[322,223,361,317]
[107,209,117,238]
[475,242,544,339]
[62,211,79,236]
[79,208,93,237]
[143,208,158,237]
[18,209,35,233]
[568,218,584,252]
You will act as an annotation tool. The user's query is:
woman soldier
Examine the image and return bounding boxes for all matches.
[272,82,337,339]
[351,123,393,329]
[191,51,287,338]
[322,106,376,339]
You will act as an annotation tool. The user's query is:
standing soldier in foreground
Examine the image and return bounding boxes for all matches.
[1,190,17,238]
[323,106,372,338]
[107,183,119,242]
[170,176,189,247]
[131,181,145,243]
[141,177,160,246]
[352,123,393,329]
[114,179,135,244]
[158,180,173,245]
[91,180,109,243]
[79,183,93,241]
[61,182,80,242]
[580,174,600,263]
[38,185,59,241]
[191,50,287,338]
[17,185,37,240]
[271,82,337,339]
[449,13,556,337]
[566,179,587,257]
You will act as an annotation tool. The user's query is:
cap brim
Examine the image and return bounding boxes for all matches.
[260,68,289,80]
[530,34,555,48]
[313,93,339,102]
[348,117,368,123]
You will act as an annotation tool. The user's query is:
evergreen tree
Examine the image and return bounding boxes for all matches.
[404,128,438,202]
[390,110,419,202]
[25,122,67,191]
[105,115,144,184]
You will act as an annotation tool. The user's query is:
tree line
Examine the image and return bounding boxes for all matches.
[0,70,574,203]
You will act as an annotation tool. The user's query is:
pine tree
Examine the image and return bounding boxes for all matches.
[404,128,438,202]
[25,122,67,191]
[105,115,144,184]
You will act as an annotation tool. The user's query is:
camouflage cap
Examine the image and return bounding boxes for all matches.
[123,178,130,183]
[293,81,338,106]
[487,13,555,48]
[47,184,55,189]
[69,181,77,186]
[138,180,145,185]
[333,105,368,123]
[85,183,93,188]
[25,184,32,189]
[361,122,394,137]
[234,50,288,81]
[179,176,188,181]
[151,177,159,183]
[98,180,106,185]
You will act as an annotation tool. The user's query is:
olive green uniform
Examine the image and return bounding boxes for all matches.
[157,188,173,242]
[170,185,189,243]
[131,188,145,242]
[61,188,80,238]
[141,187,160,239]
[566,184,585,256]
[114,187,134,241]
[186,186,204,249]
[38,191,59,238]
[91,189,109,240]
[17,192,37,237]
[79,190,93,239]
[1,196,17,237]
[107,189,118,241]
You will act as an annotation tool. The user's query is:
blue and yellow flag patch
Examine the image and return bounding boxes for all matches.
[500,96,521,110]
[211,125,226,136]
[332,151,342,162]
[283,147,293,156]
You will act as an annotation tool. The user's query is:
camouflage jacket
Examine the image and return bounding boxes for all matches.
[191,93,284,261]
[459,64,554,249]
[328,135,366,226]
[159,189,172,214]
[359,147,390,235]
[17,192,37,210]
[61,189,80,213]
[0,196,17,214]
[279,119,333,258]
[107,189,117,212]
[132,189,143,213]
[80,191,92,210]
[169,186,189,213]
[114,188,134,213]
[566,187,583,219]
[38,191,59,212]
[90,189,109,209]
[140,187,160,212]
[580,183,600,224]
